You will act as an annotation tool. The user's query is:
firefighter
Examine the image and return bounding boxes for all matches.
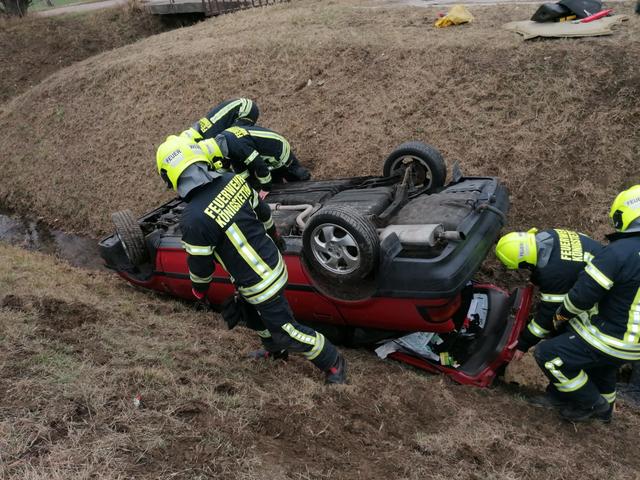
[181,98,260,142]
[155,134,346,384]
[195,125,311,191]
[534,185,640,422]
[495,228,603,407]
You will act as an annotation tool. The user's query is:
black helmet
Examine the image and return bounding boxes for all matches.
[531,2,572,22]
[531,0,601,21]
[558,0,602,18]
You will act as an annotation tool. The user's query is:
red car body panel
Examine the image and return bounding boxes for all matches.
[100,174,533,387]
[390,284,533,387]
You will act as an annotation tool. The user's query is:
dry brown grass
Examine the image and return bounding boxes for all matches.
[1,2,640,477]
[0,242,639,480]
[0,0,638,240]
[0,6,167,103]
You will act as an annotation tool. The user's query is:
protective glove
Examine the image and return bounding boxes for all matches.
[553,306,571,331]
[192,287,211,311]
[267,225,286,253]
[192,287,206,300]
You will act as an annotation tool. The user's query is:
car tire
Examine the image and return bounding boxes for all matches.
[383,141,447,195]
[303,205,379,281]
[111,210,148,267]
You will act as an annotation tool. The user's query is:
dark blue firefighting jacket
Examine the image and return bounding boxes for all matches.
[559,232,640,361]
[180,173,286,305]
[190,98,259,140]
[212,126,293,191]
[519,229,603,351]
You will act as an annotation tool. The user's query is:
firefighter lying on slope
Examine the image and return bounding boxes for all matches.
[181,98,260,142]
[534,185,640,422]
[183,125,311,192]
[156,134,346,384]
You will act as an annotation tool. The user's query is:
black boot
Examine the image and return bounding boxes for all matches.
[284,158,311,182]
[325,353,347,385]
[560,396,610,423]
[527,391,568,409]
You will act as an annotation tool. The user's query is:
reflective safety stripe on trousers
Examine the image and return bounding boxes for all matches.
[281,323,326,360]
[544,357,588,392]
[239,256,288,305]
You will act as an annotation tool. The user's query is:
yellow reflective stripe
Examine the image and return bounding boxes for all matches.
[282,323,316,345]
[263,217,274,230]
[601,391,616,404]
[304,333,326,360]
[540,293,566,303]
[240,257,284,296]
[242,267,288,305]
[563,295,583,315]
[624,287,640,344]
[528,319,550,338]
[210,99,244,125]
[247,131,290,164]
[257,171,273,184]
[544,357,569,383]
[585,263,614,290]
[251,190,259,208]
[244,150,259,166]
[555,370,588,393]
[570,318,640,361]
[281,139,290,164]
[583,252,595,263]
[578,315,640,351]
[189,271,213,284]
[226,224,270,278]
[239,98,253,117]
[256,329,272,338]
[182,241,214,256]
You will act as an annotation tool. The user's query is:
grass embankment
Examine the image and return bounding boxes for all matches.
[0,242,639,479]
[0,6,167,103]
[0,0,638,239]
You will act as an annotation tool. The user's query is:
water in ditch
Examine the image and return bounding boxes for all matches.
[0,207,104,270]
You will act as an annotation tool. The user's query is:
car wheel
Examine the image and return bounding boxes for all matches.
[303,206,379,281]
[383,141,446,195]
[111,210,148,267]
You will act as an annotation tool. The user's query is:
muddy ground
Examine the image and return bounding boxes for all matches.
[0,0,639,478]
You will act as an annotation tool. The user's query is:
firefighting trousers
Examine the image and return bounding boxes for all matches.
[534,330,622,408]
[245,293,338,371]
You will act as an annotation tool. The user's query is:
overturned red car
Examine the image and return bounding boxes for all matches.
[99,142,532,386]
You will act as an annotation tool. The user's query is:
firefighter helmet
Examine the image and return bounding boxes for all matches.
[156,135,210,191]
[609,185,640,232]
[495,231,538,269]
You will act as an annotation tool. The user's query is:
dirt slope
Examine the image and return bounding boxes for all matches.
[0,242,638,480]
[0,0,638,239]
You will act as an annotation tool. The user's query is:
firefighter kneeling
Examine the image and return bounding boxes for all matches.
[533,186,640,422]
[156,135,346,384]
